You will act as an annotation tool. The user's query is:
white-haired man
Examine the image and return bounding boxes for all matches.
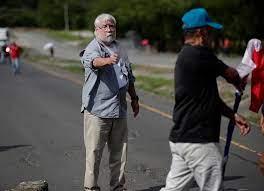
[80,13,139,191]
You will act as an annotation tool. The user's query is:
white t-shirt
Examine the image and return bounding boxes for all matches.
[105,44,128,89]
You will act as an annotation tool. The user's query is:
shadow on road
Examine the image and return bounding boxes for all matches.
[0,145,31,152]
[136,185,164,191]
[137,182,198,191]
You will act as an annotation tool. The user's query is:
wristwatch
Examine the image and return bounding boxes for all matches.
[131,95,139,102]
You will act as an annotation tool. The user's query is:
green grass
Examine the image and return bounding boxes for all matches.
[63,65,84,74]
[220,90,235,104]
[23,47,84,73]
[44,30,93,48]
[133,64,172,74]
[135,75,174,98]
[78,39,93,48]
[45,30,84,41]
[25,54,49,62]
[246,112,261,125]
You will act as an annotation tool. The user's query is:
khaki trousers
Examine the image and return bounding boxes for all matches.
[84,111,128,191]
[160,142,223,191]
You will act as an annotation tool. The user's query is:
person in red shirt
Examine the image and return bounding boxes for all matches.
[8,42,21,74]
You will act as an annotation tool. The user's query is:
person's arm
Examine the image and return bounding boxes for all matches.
[219,97,250,136]
[222,66,245,92]
[216,59,246,92]
[128,82,139,118]
[81,40,118,70]
[92,53,118,68]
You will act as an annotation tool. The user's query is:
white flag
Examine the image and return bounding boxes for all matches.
[236,39,261,78]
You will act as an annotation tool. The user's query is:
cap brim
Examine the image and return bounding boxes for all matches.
[207,22,223,30]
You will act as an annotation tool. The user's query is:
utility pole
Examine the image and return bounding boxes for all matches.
[64,3,69,31]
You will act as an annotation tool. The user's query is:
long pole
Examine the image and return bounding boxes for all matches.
[222,91,242,178]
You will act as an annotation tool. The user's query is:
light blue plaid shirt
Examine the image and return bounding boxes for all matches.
[80,38,135,118]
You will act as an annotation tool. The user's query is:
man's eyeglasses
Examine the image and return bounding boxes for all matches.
[98,24,116,31]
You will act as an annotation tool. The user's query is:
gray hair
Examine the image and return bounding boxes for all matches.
[94,13,116,28]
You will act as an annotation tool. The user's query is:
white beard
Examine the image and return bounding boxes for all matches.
[104,34,116,43]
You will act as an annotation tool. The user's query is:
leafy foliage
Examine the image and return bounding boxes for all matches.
[1,0,263,52]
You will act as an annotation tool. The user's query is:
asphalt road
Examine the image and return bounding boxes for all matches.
[0,62,172,191]
[0,61,263,191]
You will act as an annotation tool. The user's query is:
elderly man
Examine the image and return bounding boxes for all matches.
[80,13,139,191]
[160,8,250,191]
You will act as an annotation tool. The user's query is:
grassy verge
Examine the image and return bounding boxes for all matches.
[135,75,174,98]
[132,64,173,74]
[44,30,93,47]
[24,48,83,74]
[246,112,261,125]
[45,30,82,41]
[63,65,84,74]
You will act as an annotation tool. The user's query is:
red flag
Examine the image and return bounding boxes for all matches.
[236,39,264,113]
[250,49,264,112]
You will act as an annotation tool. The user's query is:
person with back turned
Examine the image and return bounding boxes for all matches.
[160,8,250,191]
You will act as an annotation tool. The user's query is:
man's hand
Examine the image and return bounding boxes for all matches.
[131,100,139,118]
[234,113,250,136]
[258,152,264,175]
[260,115,264,135]
[108,53,118,65]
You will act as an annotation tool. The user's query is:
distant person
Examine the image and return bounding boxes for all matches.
[0,43,5,64]
[80,13,139,191]
[160,8,250,191]
[140,39,149,47]
[43,42,55,58]
[8,42,21,74]
[222,37,232,55]
[0,42,11,65]
[50,46,54,57]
